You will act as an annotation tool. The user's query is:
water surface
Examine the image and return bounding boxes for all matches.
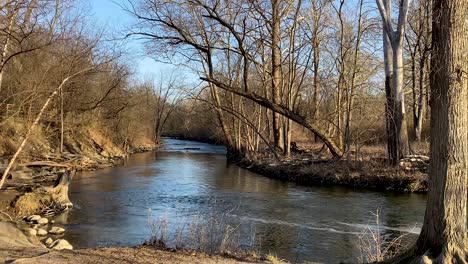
[56,138,426,263]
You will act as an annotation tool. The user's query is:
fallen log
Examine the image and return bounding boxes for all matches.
[21,161,71,168]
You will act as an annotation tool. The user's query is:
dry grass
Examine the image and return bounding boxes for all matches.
[358,208,411,263]
[265,252,282,263]
[146,210,265,261]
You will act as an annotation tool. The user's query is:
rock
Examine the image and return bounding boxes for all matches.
[50,220,55,224]
[37,228,48,236]
[26,228,37,236]
[0,222,38,248]
[49,226,65,235]
[37,218,49,225]
[50,239,73,250]
[27,215,41,222]
[45,237,53,246]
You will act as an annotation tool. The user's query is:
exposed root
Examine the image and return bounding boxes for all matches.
[426,244,468,264]
[391,242,468,264]
[0,210,13,221]
[12,170,75,216]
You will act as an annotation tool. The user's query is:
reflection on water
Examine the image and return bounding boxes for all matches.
[56,138,426,263]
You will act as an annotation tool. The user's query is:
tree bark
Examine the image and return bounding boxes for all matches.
[271,0,284,151]
[392,34,411,160]
[382,0,397,166]
[404,0,468,261]
[377,0,412,164]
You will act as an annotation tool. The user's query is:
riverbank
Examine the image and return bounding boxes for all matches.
[164,135,429,193]
[0,221,265,264]
[0,246,260,264]
[0,123,159,236]
[234,155,428,193]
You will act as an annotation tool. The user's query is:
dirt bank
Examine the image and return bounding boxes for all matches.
[0,221,263,264]
[0,246,261,264]
[235,157,428,193]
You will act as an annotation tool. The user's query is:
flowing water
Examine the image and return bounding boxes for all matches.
[55,138,426,263]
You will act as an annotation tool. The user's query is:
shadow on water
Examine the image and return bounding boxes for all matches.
[55,138,426,263]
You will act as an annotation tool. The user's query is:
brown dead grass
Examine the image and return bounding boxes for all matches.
[0,245,262,264]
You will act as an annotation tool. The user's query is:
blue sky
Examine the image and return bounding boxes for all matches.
[85,0,176,81]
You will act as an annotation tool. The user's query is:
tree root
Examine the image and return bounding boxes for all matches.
[387,242,468,264]
[415,243,468,264]
[12,170,75,216]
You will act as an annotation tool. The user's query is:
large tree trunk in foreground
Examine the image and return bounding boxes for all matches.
[399,0,468,262]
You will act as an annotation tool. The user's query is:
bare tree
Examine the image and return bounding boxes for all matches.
[0,66,94,189]
[406,0,431,142]
[0,0,63,92]
[376,0,412,165]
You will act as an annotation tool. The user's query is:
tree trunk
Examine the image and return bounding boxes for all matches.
[382,0,398,165]
[404,0,468,261]
[49,169,75,208]
[312,33,320,122]
[271,0,283,151]
[392,36,411,160]
[377,0,411,164]
[414,55,426,142]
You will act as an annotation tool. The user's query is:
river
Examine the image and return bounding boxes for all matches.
[54,138,426,263]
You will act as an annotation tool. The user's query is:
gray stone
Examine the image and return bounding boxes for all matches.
[49,226,65,235]
[37,218,48,225]
[37,228,48,236]
[50,239,73,250]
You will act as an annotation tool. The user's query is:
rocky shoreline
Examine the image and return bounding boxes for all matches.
[22,214,71,250]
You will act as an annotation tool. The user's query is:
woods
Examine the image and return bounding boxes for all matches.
[126,0,468,260]
[126,0,435,164]
[0,1,447,178]
[1,0,467,263]
[0,0,180,170]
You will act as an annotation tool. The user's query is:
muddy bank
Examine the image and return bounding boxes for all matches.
[234,157,428,193]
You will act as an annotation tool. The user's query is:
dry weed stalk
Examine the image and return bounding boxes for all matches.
[146,208,264,259]
[358,208,410,263]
